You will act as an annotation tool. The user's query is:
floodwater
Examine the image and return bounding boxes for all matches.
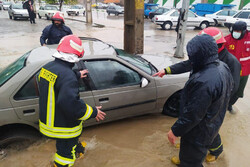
[1,9,250,167]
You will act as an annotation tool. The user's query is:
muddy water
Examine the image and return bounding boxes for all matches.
[1,10,250,167]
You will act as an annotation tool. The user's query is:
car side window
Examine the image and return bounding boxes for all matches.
[188,11,196,17]
[171,11,179,17]
[84,60,141,90]
[229,10,237,16]
[14,73,39,100]
[217,10,228,16]
[72,64,91,92]
[237,12,250,19]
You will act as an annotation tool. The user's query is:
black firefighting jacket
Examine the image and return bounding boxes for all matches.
[38,58,97,139]
[171,35,233,146]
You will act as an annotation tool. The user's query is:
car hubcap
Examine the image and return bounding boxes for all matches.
[201,23,207,29]
[165,24,170,29]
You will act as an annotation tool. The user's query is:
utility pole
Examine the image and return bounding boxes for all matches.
[124,0,144,54]
[174,0,190,58]
[85,0,93,24]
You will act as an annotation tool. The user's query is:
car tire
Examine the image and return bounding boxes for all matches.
[162,21,172,30]
[83,11,85,16]
[76,12,79,16]
[38,13,41,19]
[213,19,218,26]
[115,12,119,16]
[9,15,12,19]
[162,90,181,118]
[108,12,110,15]
[13,16,17,20]
[0,128,41,149]
[200,21,209,29]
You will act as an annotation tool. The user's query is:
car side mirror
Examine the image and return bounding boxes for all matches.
[140,77,149,88]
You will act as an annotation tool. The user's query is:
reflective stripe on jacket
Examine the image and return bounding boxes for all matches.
[38,59,97,139]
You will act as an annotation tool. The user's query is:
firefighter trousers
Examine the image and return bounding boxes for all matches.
[54,138,85,167]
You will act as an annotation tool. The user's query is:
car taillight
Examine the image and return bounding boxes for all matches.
[149,12,151,14]
[156,17,158,21]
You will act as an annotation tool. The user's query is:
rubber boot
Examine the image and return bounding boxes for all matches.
[175,143,180,149]
[75,141,87,159]
[171,156,180,166]
[205,153,218,163]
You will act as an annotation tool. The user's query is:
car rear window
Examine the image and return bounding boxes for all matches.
[0,51,30,87]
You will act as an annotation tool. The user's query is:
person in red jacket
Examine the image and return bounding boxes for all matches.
[225,21,250,113]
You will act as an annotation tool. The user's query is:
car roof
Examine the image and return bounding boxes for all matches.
[26,37,118,65]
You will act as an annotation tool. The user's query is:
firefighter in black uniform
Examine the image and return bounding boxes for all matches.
[38,35,106,167]
[162,34,233,167]
[153,28,241,164]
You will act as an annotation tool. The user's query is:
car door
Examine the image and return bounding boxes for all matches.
[215,10,229,24]
[170,10,179,27]
[82,59,157,122]
[187,11,200,27]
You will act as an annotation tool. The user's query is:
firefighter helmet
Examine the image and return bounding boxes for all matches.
[51,12,64,23]
[57,35,84,58]
[199,27,226,44]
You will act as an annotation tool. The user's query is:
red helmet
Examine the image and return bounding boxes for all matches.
[199,27,226,44]
[57,35,84,58]
[52,12,64,23]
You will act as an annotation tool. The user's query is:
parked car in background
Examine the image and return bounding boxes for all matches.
[66,5,85,16]
[0,37,187,147]
[205,9,237,26]
[37,5,59,20]
[149,7,169,20]
[96,2,108,9]
[224,10,250,30]
[8,3,29,20]
[154,9,214,30]
[2,1,11,10]
[144,3,158,18]
[106,5,124,16]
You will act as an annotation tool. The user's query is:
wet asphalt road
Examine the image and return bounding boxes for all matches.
[1,8,250,167]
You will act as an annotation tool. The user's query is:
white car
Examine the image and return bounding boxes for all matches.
[154,9,214,30]
[66,5,85,16]
[205,9,237,26]
[8,3,29,20]
[224,10,250,31]
[37,5,59,20]
[2,1,11,10]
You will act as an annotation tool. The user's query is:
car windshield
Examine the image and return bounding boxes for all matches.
[13,4,23,9]
[3,2,11,5]
[0,51,30,87]
[151,6,158,10]
[116,49,154,75]
[71,6,80,9]
[45,6,58,10]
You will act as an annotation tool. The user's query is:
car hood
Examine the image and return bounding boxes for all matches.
[67,9,79,11]
[141,54,182,71]
[13,9,28,14]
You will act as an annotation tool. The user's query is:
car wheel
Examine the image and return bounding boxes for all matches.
[200,21,209,29]
[108,12,110,15]
[0,128,41,149]
[115,12,119,16]
[83,11,85,16]
[162,21,172,30]
[38,13,41,19]
[76,12,79,16]
[13,16,17,20]
[213,19,218,26]
[162,90,181,118]
[9,15,12,19]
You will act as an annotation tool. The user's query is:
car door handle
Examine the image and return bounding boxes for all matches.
[99,97,109,103]
[23,109,36,116]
